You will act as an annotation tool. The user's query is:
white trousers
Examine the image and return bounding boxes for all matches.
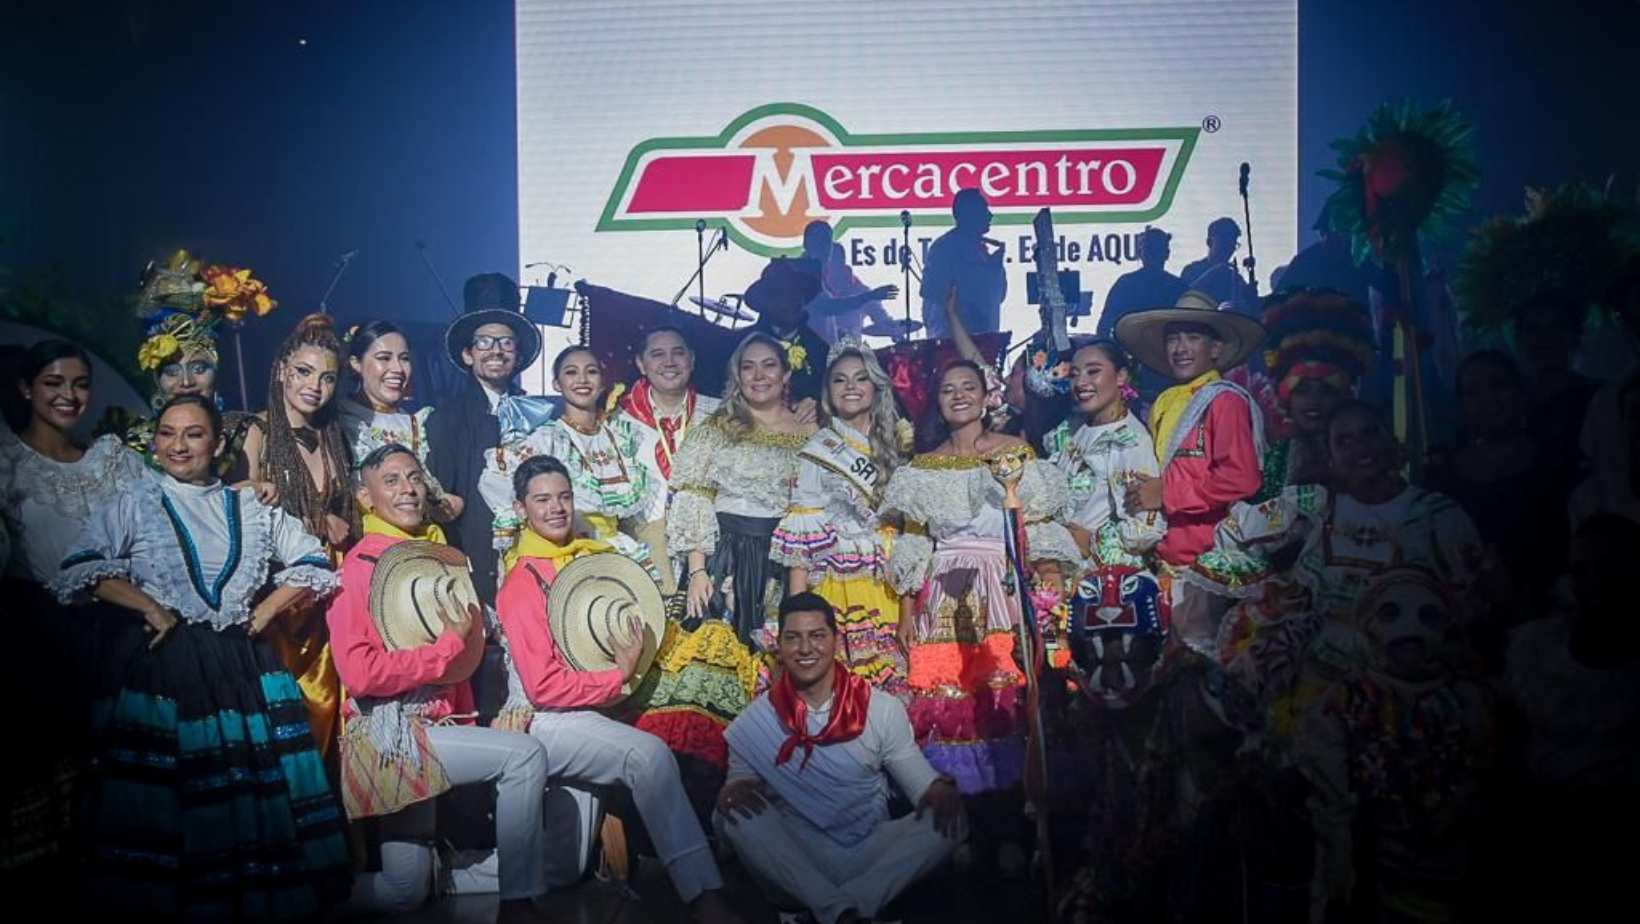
[716,806,960,924]
[440,784,602,895]
[529,709,723,902]
[350,724,550,911]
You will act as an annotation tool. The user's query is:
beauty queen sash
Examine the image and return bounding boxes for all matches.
[800,426,880,503]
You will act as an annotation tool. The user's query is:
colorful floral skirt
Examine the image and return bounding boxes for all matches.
[83,620,350,920]
[627,619,763,771]
[813,569,911,703]
[906,537,1025,794]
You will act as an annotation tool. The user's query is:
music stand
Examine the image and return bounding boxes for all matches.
[524,287,575,327]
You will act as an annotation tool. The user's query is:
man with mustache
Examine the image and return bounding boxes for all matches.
[426,273,545,605]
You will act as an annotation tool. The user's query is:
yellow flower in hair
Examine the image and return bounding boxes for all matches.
[138,333,181,372]
[785,341,808,372]
[605,381,627,413]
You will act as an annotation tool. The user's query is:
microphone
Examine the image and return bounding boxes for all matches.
[1239,162,1251,198]
[695,219,708,234]
[546,271,558,289]
[900,210,912,229]
[524,260,552,268]
[337,249,360,265]
[718,227,730,251]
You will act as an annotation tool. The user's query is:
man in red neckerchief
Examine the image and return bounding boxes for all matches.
[718,593,966,924]
[616,325,722,594]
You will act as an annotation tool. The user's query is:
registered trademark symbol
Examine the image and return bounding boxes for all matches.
[1202,115,1222,133]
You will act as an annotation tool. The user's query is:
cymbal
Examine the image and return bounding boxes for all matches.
[862,317,924,337]
[689,295,755,321]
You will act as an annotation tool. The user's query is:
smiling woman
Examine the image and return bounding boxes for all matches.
[337,320,463,524]
[241,313,358,764]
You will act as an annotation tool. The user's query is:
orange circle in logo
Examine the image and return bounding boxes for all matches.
[738,124,829,240]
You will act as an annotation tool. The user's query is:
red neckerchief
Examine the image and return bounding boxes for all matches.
[618,378,697,480]
[770,662,871,769]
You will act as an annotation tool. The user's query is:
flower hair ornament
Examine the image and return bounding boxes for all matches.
[134,249,280,373]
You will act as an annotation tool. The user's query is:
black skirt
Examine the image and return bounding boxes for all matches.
[696,512,783,645]
[81,618,351,920]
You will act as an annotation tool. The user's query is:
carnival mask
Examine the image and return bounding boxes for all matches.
[1357,567,1456,682]
[1068,565,1169,709]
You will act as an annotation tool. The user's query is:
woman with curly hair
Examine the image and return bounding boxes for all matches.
[242,313,359,761]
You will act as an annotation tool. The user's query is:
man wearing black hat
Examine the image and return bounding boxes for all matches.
[744,257,831,408]
[426,273,545,604]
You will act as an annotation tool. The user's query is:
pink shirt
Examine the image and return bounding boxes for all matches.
[1158,393,1263,566]
[497,554,625,709]
[328,532,475,723]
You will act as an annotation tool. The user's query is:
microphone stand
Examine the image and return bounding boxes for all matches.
[1238,165,1259,300]
[413,241,462,317]
[901,219,913,327]
[670,225,728,308]
[317,250,358,316]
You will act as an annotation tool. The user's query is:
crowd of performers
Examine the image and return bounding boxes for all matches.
[2,222,1638,924]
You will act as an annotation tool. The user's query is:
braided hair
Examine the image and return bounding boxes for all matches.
[262,313,357,542]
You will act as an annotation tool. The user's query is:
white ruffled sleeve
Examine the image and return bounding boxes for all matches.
[1113,439,1166,554]
[267,504,339,596]
[665,422,725,557]
[479,442,527,552]
[1020,460,1081,571]
[881,468,933,596]
[770,458,836,568]
[1217,484,1328,551]
[50,491,139,603]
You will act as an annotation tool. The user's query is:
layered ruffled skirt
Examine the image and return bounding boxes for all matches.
[83,619,350,920]
[906,537,1025,794]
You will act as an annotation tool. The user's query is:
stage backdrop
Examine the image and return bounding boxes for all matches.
[516,0,1297,387]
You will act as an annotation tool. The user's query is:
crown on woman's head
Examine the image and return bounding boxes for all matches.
[826,333,871,368]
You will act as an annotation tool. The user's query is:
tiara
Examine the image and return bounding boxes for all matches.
[826,333,871,367]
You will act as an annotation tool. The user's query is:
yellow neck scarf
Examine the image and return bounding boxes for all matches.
[503,528,614,575]
[362,510,447,544]
[1150,369,1219,464]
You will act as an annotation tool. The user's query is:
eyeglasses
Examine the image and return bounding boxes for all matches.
[471,335,517,351]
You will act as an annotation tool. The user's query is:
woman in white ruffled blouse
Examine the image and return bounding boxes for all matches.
[1043,339,1165,570]
[771,336,910,699]
[51,395,349,919]
[0,339,148,876]
[881,360,1080,796]
[337,320,462,522]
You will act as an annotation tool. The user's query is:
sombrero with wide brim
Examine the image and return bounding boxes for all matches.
[546,552,665,704]
[1113,289,1267,375]
[443,272,543,371]
[367,539,486,685]
[743,257,823,313]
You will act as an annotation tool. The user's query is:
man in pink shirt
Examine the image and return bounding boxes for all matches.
[1116,294,1267,653]
[328,443,553,921]
[496,454,744,924]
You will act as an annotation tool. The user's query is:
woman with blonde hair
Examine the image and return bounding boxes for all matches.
[631,331,815,771]
[771,336,912,698]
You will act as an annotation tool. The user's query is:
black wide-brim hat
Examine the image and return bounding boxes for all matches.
[743,257,822,314]
[1113,289,1266,374]
[444,272,542,371]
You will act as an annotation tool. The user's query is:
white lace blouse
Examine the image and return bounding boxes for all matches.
[0,429,148,583]
[52,477,338,630]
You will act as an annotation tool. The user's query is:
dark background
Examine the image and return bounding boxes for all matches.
[4,0,1636,401]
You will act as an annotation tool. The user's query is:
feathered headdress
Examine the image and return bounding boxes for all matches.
[1260,287,1376,402]
[1454,183,1640,335]
[1322,99,1481,267]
